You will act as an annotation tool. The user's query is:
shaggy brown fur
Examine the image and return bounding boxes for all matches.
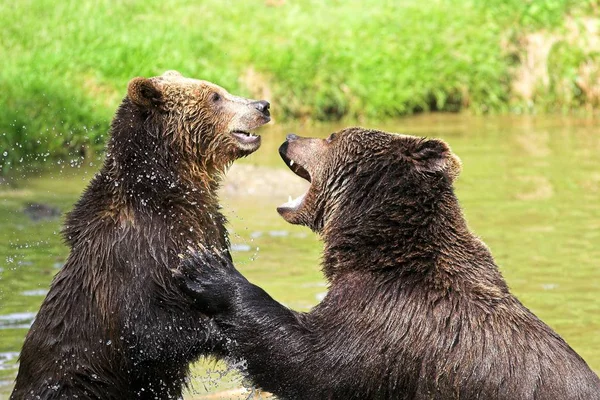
[176,128,600,400]
[11,70,270,399]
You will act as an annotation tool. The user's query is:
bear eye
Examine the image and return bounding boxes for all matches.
[326,133,336,143]
[210,92,221,103]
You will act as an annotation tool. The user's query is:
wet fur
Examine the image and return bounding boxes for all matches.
[11,72,269,400]
[177,128,600,399]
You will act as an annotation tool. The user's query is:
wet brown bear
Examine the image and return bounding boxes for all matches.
[11,71,270,399]
[176,128,600,399]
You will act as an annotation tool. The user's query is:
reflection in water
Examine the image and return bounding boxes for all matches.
[231,243,252,252]
[0,352,20,377]
[0,312,36,330]
[267,231,288,237]
[0,115,599,397]
[20,289,48,297]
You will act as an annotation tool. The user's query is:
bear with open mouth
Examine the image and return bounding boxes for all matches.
[176,127,600,400]
[11,71,270,400]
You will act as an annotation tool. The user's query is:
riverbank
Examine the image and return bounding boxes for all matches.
[1,0,599,163]
[1,1,599,171]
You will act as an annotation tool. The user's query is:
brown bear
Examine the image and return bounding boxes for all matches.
[10,71,270,399]
[175,128,600,400]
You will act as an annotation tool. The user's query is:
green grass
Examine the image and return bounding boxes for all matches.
[1,0,598,170]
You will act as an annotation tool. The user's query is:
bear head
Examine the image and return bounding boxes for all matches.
[277,127,462,234]
[124,70,271,173]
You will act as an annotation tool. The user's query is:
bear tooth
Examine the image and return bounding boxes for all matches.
[288,195,293,203]
[290,160,295,167]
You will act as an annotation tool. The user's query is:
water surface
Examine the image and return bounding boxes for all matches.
[0,115,598,397]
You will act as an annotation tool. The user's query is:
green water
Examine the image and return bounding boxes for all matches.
[0,115,599,398]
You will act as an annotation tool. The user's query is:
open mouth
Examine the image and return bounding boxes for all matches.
[278,150,311,213]
[231,130,261,147]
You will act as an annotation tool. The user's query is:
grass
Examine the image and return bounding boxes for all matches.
[1,0,598,170]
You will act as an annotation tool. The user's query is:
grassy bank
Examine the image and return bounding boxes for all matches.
[0,0,598,170]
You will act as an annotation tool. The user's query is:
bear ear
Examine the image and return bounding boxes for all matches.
[127,77,163,109]
[411,138,462,181]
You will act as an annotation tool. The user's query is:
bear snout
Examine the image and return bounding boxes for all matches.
[252,100,270,118]
[286,133,299,142]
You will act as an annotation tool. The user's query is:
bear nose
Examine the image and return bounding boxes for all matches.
[253,100,270,117]
[286,133,299,142]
